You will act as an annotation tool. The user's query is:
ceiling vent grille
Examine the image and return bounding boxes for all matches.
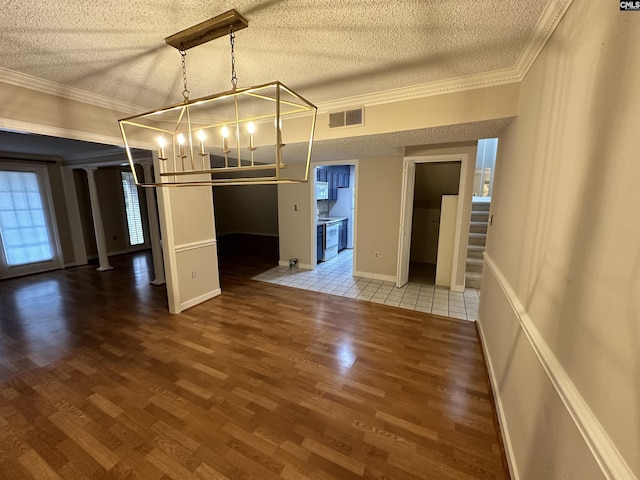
[329,107,364,128]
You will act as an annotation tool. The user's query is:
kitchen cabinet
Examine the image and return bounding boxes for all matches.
[317,168,327,182]
[337,173,350,188]
[328,171,338,200]
[317,224,324,262]
[338,219,348,251]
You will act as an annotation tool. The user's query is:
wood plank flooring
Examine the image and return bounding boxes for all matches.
[0,250,508,479]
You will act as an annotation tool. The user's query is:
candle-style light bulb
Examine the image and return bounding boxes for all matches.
[197,129,206,155]
[157,136,166,159]
[177,133,185,157]
[247,121,255,150]
[221,125,230,153]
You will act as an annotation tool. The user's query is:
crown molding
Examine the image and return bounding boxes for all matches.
[0,0,573,119]
[514,0,574,76]
[0,66,143,115]
[316,68,522,113]
[316,0,573,114]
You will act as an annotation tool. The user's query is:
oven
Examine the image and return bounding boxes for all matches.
[323,222,339,261]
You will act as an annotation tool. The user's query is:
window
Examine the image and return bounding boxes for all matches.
[0,170,53,266]
[121,171,144,246]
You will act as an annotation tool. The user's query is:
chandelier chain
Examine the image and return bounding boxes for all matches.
[180,49,190,100]
[230,28,237,89]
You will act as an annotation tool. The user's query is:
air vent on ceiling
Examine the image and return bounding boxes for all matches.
[329,107,364,128]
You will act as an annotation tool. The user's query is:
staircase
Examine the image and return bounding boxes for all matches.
[465,199,490,289]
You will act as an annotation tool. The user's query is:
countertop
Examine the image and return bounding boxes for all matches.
[316,216,348,226]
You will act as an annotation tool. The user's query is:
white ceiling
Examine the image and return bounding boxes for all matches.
[0,0,558,163]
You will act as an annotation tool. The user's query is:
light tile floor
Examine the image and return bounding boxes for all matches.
[253,250,480,321]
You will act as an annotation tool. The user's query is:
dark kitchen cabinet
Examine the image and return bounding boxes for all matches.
[328,171,338,201]
[338,219,347,251]
[337,173,350,188]
[317,224,324,262]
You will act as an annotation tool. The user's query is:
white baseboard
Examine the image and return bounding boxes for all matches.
[353,270,397,283]
[476,316,519,480]
[482,253,636,480]
[179,288,221,312]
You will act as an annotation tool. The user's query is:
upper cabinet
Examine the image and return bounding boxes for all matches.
[316,166,350,201]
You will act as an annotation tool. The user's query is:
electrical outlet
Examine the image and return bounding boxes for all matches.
[191,271,197,278]
[294,204,298,211]
[374,251,379,259]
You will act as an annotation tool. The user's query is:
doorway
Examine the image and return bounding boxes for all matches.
[408,161,461,284]
[312,161,357,274]
[397,153,470,292]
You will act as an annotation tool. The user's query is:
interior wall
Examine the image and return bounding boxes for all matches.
[75,167,151,258]
[0,82,130,146]
[479,0,640,478]
[213,184,278,237]
[46,164,75,265]
[354,156,403,279]
[277,161,312,268]
[410,208,440,264]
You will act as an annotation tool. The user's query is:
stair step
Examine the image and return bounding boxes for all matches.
[467,248,484,260]
[471,202,491,212]
[469,221,488,234]
[471,211,489,222]
[468,233,487,246]
[466,257,484,266]
[465,271,482,289]
[465,260,483,274]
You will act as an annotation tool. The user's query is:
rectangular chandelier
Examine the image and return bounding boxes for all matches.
[118,9,317,187]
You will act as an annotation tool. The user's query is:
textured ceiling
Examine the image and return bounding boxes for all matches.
[0,0,549,109]
[0,0,551,162]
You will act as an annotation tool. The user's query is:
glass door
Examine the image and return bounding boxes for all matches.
[0,163,62,279]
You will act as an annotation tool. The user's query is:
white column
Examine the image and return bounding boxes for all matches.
[141,162,165,285]
[83,167,113,272]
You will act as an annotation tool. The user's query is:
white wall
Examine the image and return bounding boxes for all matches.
[479,1,640,478]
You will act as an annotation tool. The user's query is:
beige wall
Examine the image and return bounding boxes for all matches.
[277,161,312,267]
[156,171,220,314]
[213,185,278,237]
[354,156,403,278]
[479,0,640,478]
[0,82,129,146]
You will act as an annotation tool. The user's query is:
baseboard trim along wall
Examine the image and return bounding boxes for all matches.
[180,288,221,312]
[476,315,519,480]
[480,253,636,480]
[353,270,397,283]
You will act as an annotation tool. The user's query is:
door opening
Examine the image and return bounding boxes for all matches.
[397,154,470,292]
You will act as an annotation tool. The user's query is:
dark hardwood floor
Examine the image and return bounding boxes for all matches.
[0,247,508,479]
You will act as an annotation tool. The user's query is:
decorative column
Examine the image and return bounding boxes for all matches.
[141,162,165,285]
[83,167,113,272]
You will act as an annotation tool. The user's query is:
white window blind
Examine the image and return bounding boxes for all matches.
[121,171,145,246]
[0,170,53,266]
